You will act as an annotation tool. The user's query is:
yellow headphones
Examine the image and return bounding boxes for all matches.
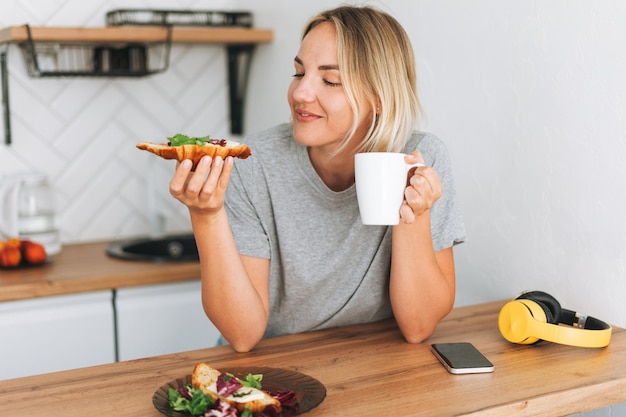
[498,290,612,348]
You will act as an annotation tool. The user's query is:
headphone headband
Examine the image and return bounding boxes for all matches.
[498,292,612,348]
[560,309,610,331]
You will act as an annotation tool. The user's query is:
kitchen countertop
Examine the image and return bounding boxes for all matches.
[0,241,200,302]
[1,300,625,416]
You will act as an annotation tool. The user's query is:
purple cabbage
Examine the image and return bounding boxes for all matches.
[271,390,298,409]
[204,399,238,417]
[216,374,244,398]
[210,139,228,147]
[177,386,193,400]
[252,404,280,417]
[263,390,300,416]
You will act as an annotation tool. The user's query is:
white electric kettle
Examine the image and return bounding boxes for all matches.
[0,173,62,255]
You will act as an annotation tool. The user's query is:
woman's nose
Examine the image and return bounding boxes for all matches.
[290,77,315,103]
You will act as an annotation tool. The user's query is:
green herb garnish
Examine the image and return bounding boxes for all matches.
[167,133,211,146]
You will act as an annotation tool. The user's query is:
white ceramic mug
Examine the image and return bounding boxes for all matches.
[354,152,423,225]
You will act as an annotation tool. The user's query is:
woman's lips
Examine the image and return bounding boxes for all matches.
[294,109,321,122]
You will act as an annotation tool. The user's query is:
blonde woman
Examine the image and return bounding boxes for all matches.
[170,5,466,352]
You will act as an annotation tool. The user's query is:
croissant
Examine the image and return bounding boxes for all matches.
[136,140,251,170]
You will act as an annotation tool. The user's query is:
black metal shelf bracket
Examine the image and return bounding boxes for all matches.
[1,43,11,145]
[227,44,255,135]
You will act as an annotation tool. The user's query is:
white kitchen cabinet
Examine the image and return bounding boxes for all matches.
[0,290,115,380]
[115,280,220,361]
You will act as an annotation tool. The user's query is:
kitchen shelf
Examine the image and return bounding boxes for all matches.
[0,24,273,143]
[0,25,272,44]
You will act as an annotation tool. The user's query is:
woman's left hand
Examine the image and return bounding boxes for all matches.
[399,152,443,223]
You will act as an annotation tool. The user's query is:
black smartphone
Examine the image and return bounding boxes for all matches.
[431,342,495,374]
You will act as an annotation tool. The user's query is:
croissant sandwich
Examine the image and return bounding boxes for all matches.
[191,362,281,414]
[137,133,251,170]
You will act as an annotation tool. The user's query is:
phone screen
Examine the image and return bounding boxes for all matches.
[431,342,495,374]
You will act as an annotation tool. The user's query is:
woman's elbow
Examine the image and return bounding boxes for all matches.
[399,309,452,344]
[401,324,437,344]
[230,340,256,353]
[231,345,254,353]
[222,330,265,353]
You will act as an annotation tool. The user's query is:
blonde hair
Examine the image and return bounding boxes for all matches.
[302,5,421,154]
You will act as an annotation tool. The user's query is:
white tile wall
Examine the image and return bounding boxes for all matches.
[0,0,240,244]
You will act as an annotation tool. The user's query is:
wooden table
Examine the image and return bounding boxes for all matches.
[1,300,624,416]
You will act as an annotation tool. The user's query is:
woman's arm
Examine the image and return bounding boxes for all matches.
[390,214,456,343]
[170,156,270,352]
[390,153,456,343]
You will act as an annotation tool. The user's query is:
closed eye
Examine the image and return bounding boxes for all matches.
[292,73,341,87]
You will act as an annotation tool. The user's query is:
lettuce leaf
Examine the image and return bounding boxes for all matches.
[167,133,211,146]
[168,385,213,416]
[240,373,263,389]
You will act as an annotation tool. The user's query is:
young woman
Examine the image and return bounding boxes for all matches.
[169,5,466,352]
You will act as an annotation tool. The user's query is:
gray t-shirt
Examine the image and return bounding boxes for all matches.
[225,123,466,338]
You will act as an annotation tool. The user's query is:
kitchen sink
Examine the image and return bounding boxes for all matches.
[106,234,199,262]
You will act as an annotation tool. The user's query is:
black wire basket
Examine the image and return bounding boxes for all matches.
[18,24,172,77]
[105,9,253,28]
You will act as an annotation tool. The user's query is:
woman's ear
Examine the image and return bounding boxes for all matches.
[375,98,381,114]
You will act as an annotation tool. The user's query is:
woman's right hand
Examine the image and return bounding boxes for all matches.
[169,155,235,216]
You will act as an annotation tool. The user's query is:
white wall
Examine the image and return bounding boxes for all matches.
[240,0,626,322]
[239,2,626,414]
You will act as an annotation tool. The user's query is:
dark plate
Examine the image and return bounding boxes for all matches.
[153,366,326,416]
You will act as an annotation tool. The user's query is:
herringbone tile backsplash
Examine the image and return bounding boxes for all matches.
[1,0,238,244]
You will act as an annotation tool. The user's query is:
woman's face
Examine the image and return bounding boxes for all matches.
[288,22,371,153]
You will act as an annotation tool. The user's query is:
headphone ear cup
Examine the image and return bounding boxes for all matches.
[498,299,553,345]
[517,291,561,324]
[528,300,554,344]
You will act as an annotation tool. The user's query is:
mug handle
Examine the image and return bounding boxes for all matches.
[407,162,425,169]
[405,161,425,175]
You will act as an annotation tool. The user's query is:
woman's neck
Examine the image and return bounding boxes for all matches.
[307,146,356,192]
